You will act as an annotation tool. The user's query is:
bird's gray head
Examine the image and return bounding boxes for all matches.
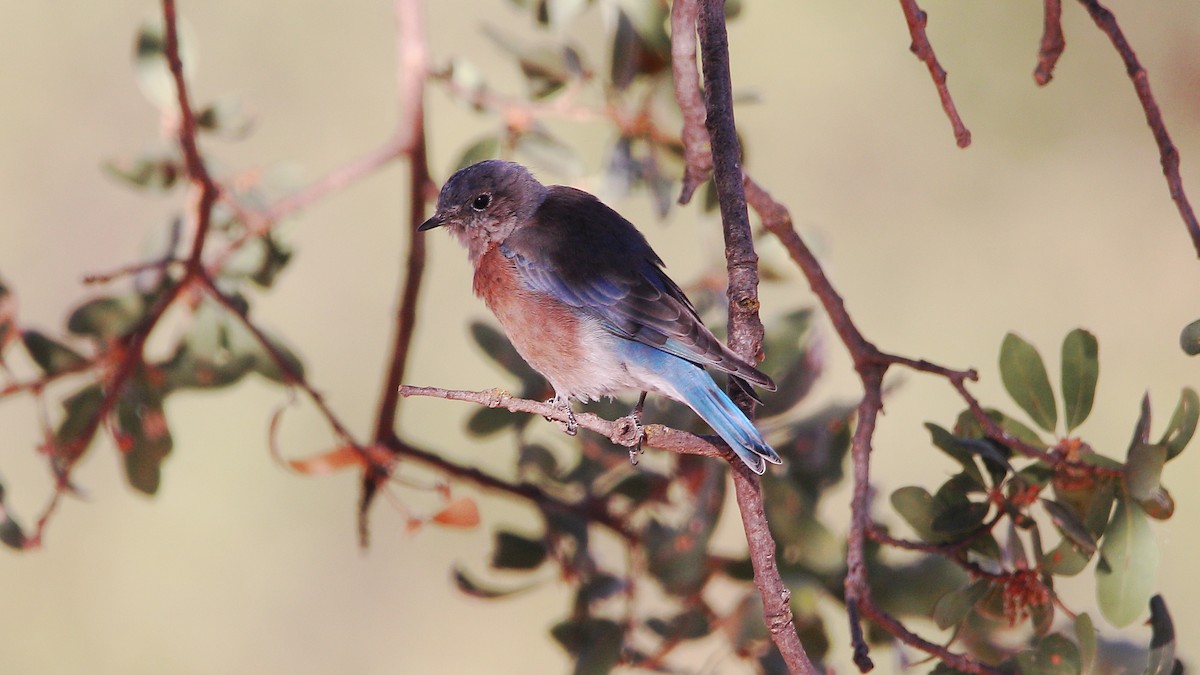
[419,160,549,262]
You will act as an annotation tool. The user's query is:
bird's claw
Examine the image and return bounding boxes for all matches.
[618,397,646,466]
[544,397,578,436]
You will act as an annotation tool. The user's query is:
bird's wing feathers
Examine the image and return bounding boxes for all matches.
[501,186,775,391]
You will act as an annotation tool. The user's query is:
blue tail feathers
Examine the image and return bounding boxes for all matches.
[625,343,780,474]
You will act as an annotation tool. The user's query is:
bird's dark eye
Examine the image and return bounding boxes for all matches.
[471,193,492,211]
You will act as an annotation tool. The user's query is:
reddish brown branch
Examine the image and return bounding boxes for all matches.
[897,0,971,148]
[695,1,816,672]
[373,0,433,443]
[1076,0,1200,256]
[858,598,1003,674]
[398,385,734,463]
[670,0,711,205]
[1034,0,1066,85]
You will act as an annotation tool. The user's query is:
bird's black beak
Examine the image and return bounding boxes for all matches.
[417,213,443,231]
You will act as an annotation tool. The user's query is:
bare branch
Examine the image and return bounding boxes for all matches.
[897,0,971,148]
[695,1,816,671]
[670,0,711,204]
[1076,0,1200,256]
[1034,0,1066,85]
[373,0,433,443]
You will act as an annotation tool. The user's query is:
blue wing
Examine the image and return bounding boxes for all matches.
[500,186,774,391]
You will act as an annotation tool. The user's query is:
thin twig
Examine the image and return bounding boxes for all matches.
[670,0,711,204]
[398,385,733,462]
[1076,0,1200,256]
[1034,0,1066,85]
[373,0,433,444]
[695,1,816,672]
[896,0,971,148]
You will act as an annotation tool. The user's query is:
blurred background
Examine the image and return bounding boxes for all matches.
[1,0,1198,672]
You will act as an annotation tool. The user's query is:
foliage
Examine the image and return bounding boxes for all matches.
[0,0,1193,673]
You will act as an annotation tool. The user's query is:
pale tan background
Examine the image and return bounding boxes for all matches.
[0,1,1198,672]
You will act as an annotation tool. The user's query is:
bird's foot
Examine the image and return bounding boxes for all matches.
[618,392,647,466]
[544,397,578,436]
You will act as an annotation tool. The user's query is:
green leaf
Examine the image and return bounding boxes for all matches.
[1159,388,1197,460]
[890,486,937,542]
[1139,486,1175,520]
[1014,634,1080,675]
[517,443,558,479]
[490,531,547,570]
[1096,499,1158,627]
[195,95,253,139]
[482,27,579,98]
[454,136,501,171]
[1125,443,1166,502]
[1073,613,1096,675]
[999,332,1058,432]
[134,17,195,110]
[54,385,106,465]
[115,376,173,495]
[0,476,27,550]
[22,330,87,375]
[516,129,583,178]
[103,154,181,191]
[1061,329,1098,432]
[1179,318,1200,355]
[932,579,990,630]
[550,617,623,675]
[646,608,710,641]
[926,423,986,488]
[67,295,144,339]
[1146,596,1178,675]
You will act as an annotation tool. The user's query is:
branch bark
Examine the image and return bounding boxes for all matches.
[694,1,816,672]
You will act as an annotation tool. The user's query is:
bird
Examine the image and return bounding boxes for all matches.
[418,160,781,474]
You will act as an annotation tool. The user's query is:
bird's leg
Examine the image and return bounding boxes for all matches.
[544,395,578,436]
[621,392,647,465]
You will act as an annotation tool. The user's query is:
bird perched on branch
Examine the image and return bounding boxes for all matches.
[419,160,780,474]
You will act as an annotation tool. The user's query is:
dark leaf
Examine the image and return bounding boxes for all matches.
[1124,443,1166,502]
[114,375,173,495]
[134,18,194,109]
[1041,498,1097,554]
[467,406,519,437]
[646,608,710,641]
[890,486,937,542]
[609,6,669,90]
[999,332,1058,432]
[491,531,547,570]
[451,565,538,599]
[932,579,990,630]
[1147,595,1178,675]
[1014,634,1080,675]
[926,423,986,488]
[1159,388,1197,461]
[483,28,579,99]
[0,477,27,550]
[1096,499,1158,627]
[103,155,181,191]
[517,443,558,478]
[67,295,144,339]
[1179,318,1200,355]
[195,96,253,139]
[22,330,87,375]
[1060,328,1098,432]
[550,617,623,675]
[54,385,106,465]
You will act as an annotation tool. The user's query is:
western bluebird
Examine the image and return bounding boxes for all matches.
[419,160,781,474]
